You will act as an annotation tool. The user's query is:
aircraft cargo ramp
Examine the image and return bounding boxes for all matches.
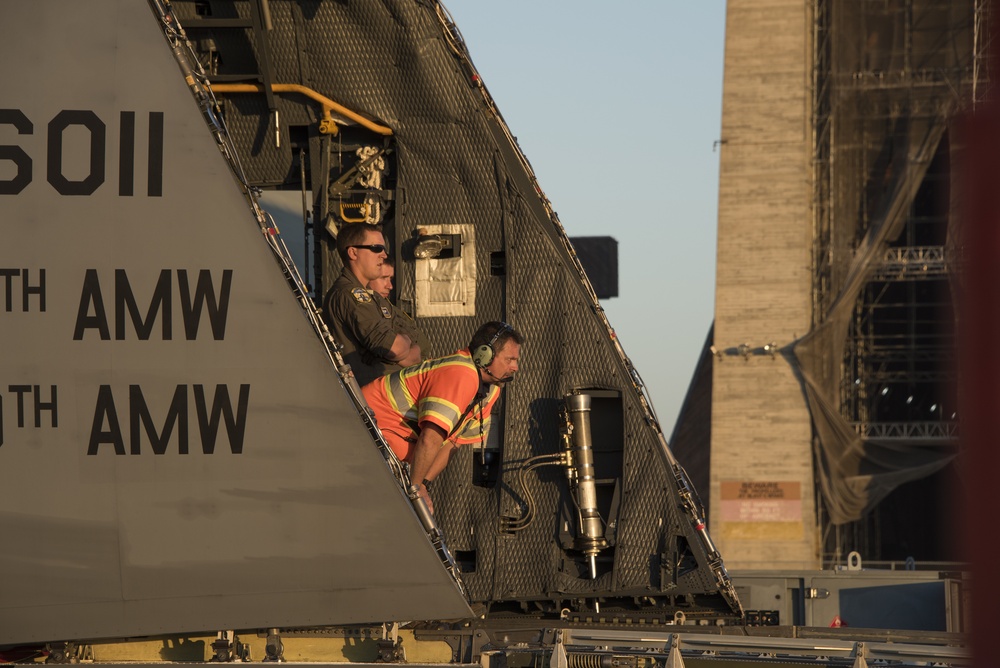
[0,0,738,646]
[0,1,971,666]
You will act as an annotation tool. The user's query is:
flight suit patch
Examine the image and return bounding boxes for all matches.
[381,306,392,319]
[351,288,372,304]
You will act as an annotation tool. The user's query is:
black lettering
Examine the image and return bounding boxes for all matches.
[0,386,57,430]
[87,384,249,455]
[129,384,188,455]
[74,269,111,340]
[7,385,30,428]
[178,269,232,340]
[119,111,134,197]
[194,384,250,454]
[0,268,17,312]
[1,109,164,197]
[148,111,163,197]
[88,385,125,455]
[75,269,229,341]
[48,110,106,195]
[0,269,45,312]
[115,268,172,340]
[22,268,45,312]
[0,109,32,195]
[33,385,57,428]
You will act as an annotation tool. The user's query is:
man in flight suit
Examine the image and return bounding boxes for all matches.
[368,257,431,357]
[323,223,421,386]
[362,321,523,513]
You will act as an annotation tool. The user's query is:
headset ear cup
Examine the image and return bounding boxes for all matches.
[473,344,494,368]
[473,322,512,368]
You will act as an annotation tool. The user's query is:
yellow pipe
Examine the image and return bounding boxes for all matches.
[210,83,393,136]
[339,201,371,223]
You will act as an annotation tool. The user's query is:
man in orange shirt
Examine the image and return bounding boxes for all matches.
[362,321,523,512]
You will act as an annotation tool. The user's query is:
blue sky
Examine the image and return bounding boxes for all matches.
[444,2,728,435]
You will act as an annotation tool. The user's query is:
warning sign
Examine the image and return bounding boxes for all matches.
[720,481,801,522]
[719,481,802,540]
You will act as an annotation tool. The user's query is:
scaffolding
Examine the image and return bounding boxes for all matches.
[804,0,987,562]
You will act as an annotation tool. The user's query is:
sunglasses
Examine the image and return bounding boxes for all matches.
[349,244,387,254]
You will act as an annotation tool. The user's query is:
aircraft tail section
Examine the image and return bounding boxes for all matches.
[0,0,743,647]
[0,0,472,646]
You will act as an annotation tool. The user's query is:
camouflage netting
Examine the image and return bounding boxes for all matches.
[792,0,978,524]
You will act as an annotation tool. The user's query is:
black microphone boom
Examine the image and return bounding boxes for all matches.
[483,368,514,383]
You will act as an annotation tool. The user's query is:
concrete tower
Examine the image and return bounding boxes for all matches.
[680,0,981,570]
[710,1,818,569]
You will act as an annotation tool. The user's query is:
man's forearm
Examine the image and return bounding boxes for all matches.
[388,333,420,365]
[387,333,411,360]
[409,425,446,486]
[424,440,456,482]
[397,342,421,367]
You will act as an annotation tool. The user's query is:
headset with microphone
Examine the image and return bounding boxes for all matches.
[470,323,514,466]
[472,321,513,376]
[482,366,513,383]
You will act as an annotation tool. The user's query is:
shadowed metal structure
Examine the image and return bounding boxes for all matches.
[162,0,742,621]
[0,0,741,649]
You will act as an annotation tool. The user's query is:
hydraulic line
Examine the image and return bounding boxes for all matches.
[500,395,610,584]
[210,83,393,137]
[500,453,565,533]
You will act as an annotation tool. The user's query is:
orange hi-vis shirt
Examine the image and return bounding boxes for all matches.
[362,349,501,462]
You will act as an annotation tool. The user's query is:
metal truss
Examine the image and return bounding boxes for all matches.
[852,420,958,441]
[870,245,950,281]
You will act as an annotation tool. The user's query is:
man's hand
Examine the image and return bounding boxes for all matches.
[416,482,433,514]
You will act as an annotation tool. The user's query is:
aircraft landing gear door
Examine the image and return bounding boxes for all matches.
[558,390,623,581]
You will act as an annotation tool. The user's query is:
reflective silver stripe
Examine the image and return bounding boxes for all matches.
[420,397,463,431]
[386,351,474,431]
[386,372,413,416]
[455,414,490,442]
[453,385,499,444]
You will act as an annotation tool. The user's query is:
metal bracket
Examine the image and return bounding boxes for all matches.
[210,630,251,662]
[664,635,685,668]
[43,642,93,664]
[375,638,405,663]
[329,148,393,198]
[262,628,284,662]
[851,641,868,668]
[549,630,567,668]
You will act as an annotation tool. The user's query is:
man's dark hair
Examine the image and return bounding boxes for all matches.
[381,257,394,269]
[469,321,524,353]
[336,222,382,263]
